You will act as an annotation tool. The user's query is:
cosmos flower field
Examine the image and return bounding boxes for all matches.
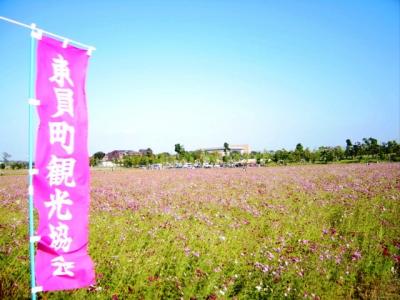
[1,163,399,299]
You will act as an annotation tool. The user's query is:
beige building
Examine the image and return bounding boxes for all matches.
[201,144,251,156]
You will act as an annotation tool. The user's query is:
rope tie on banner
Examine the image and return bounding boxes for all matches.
[28,184,34,196]
[28,98,40,106]
[29,169,39,176]
[62,38,69,48]
[30,23,43,40]
[31,286,43,294]
[30,236,41,243]
[87,47,95,56]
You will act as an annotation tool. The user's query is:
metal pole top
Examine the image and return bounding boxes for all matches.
[0,16,96,52]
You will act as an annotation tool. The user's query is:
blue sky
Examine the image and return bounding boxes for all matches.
[1,0,399,160]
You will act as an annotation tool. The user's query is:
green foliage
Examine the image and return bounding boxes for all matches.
[93,151,105,160]
[223,142,230,155]
[10,162,28,169]
[144,148,153,157]
[90,152,106,167]
[90,137,398,168]
[174,144,185,156]
[89,156,98,167]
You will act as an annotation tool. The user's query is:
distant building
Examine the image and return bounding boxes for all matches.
[105,150,140,161]
[200,144,251,156]
[100,161,116,168]
[139,148,153,156]
[241,158,257,165]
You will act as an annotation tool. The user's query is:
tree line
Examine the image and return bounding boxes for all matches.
[2,138,398,170]
[89,137,400,167]
[0,152,28,170]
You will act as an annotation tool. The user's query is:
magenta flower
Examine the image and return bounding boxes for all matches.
[352,250,362,261]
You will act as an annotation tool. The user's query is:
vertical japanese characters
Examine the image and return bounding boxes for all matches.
[46,54,76,277]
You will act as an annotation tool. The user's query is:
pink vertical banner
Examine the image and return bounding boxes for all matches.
[33,36,95,291]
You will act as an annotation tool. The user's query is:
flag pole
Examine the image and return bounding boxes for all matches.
[28,24,38,300]
[0,16,96,52]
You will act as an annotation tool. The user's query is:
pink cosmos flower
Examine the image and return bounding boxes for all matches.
[352,250,362,261]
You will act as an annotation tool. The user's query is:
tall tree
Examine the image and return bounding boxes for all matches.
[1,152,11,163]
[93,151,105,160]
[345,139,353,158]
[353,142,362,157]
[385,140,399,155]
[223,142,230,155]
[295,143,304,153]
[368,138,379,157]
[319,147,334,163]
[174,144,185,157]
[145,148,153,157]
[294,143,304,162]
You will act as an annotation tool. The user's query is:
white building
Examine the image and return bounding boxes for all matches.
[99,161,116,168]
[200,144,250,156]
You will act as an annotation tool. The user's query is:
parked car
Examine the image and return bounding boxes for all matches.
[150,163,163,170]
